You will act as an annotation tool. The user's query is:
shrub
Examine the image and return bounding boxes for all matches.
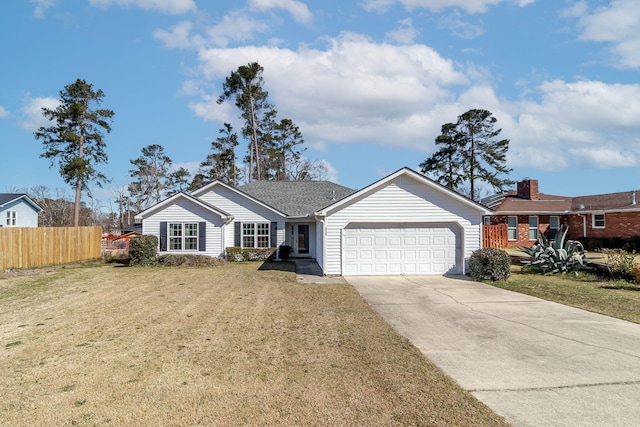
[603,249,637,282]
[158,254,224,267]
[225,247,276,262]
[518,225,587,274]
[278,245,292,261]
[129,235,158,266]
[587,238,603,252]
[469,248,511,282]
[609,237,626,249]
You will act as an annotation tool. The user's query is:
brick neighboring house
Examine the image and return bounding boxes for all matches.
[484,179,640,248]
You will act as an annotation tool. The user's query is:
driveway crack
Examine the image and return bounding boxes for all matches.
[470,379,640,393]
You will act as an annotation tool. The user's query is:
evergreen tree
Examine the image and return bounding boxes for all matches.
[128,144,173,210]
[420,109,514,200]
[193,123,239,187]
[34,78,114,226]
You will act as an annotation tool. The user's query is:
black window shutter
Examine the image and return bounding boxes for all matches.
[160,222,168,251]
[198,222,206,252]
[234,222,241,247]
[270,222,277,248]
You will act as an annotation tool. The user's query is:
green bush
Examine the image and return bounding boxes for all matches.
[587,238,603,252]
[609,237,626,249]
[603,249,637,282]
[129,235,158,266]
[469,248,511,282]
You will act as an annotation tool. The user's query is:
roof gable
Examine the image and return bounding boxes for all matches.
[135,192,231,220]
[0,193,43,212]
[317,168,490,216]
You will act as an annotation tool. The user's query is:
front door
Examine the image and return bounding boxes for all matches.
[295,224,310,256]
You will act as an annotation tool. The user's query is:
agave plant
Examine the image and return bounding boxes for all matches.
[517,225,588,274]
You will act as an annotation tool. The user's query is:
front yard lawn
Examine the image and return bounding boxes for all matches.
[0,262,508,426]
[490,267,640,324]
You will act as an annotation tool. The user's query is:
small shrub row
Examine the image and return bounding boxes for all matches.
[602,249,637,282]
[158,254,225,267]
[469,248,511,282]
[578,236,640,252]
[225,247,276,262]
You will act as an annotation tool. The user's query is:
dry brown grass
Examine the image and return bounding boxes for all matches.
[0,262,507,426]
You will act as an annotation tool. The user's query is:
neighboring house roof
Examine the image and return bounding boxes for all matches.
[489,181,640,215]
[0,193,43,212]
[317,167,491,216]
[239,180,357,217]
[134,192,232,221]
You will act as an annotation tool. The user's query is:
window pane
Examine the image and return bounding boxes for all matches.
[169,237,182,250]
[169,224,182,237]
[257,236,269,248]
[185,237,198,250]
[243,223,254,235]
[243,236,254,248]
[507,216,517,240]
[508,229,517,240]
[529,216,538,240]
[594,214,605,227]
[184,223,198,236]
[507,216,517,228]
[257,223,269,235]
[549,216,559,229]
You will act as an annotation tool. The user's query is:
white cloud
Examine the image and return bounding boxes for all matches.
[248,0,313,24]
[507,80,640,170]
[154,12,270,49]
[574,0,640,68]
[190,33,469,152]
[361,0,534,14]
[0,106,9,119]
[89,0,196,14]
[385,18,419,44]
[18,97,60,131]
[30,0,56,19]
[438,12,485,38]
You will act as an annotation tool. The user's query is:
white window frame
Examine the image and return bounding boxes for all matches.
[168,222,199,251]
[529,216,539,241]
[5,211,17,226]
[592,213,605,229]
[507,216,518,241]
[242,222,270,249]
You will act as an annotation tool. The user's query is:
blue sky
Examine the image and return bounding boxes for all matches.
[1,0,640,211]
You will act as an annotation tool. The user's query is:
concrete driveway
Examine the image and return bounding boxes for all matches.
[347,275,640,427]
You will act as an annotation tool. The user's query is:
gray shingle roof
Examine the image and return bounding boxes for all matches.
[0,193,28,207]
[238,181,356,217]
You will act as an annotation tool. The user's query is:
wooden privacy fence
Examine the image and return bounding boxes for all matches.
[483,223,508,249]
[0,226,102,270]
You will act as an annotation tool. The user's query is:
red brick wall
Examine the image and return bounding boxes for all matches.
[568,212,640,240]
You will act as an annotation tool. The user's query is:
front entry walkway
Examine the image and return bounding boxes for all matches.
[293,259,345,284]
[347,275,640,427]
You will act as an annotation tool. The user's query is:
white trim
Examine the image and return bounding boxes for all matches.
[135,192,231,221]
[592,213,606,229]
[528,215,539,241]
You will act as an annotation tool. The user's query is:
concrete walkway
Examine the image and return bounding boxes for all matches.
[293,259,346,284]
[347,275,640,427]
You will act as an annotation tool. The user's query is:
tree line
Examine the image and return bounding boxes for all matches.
[30,64,514,230]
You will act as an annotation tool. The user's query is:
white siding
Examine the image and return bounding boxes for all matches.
[141,198,225,257]
[197,186,286,249]
[323,175,483,275]
[0,200,39,227]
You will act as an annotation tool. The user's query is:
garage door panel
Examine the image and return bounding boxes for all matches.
[343,224,460,276]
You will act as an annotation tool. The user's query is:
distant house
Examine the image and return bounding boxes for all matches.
[0,194,43,228]
[135,168,489,276]
[485,179,640,247]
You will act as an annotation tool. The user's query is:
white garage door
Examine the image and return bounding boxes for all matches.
[342,223,460,275]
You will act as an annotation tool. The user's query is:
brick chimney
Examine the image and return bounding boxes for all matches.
[517,178,539,200]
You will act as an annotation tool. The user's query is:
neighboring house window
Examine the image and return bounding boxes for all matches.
[507,216,517,240]
[593,214,605,228]
[483,216,491,225]
[529,216,538,240]
[169,223,199,251]
[243,222,270,248]
[6,211,17,226]
[549,216,560,240]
